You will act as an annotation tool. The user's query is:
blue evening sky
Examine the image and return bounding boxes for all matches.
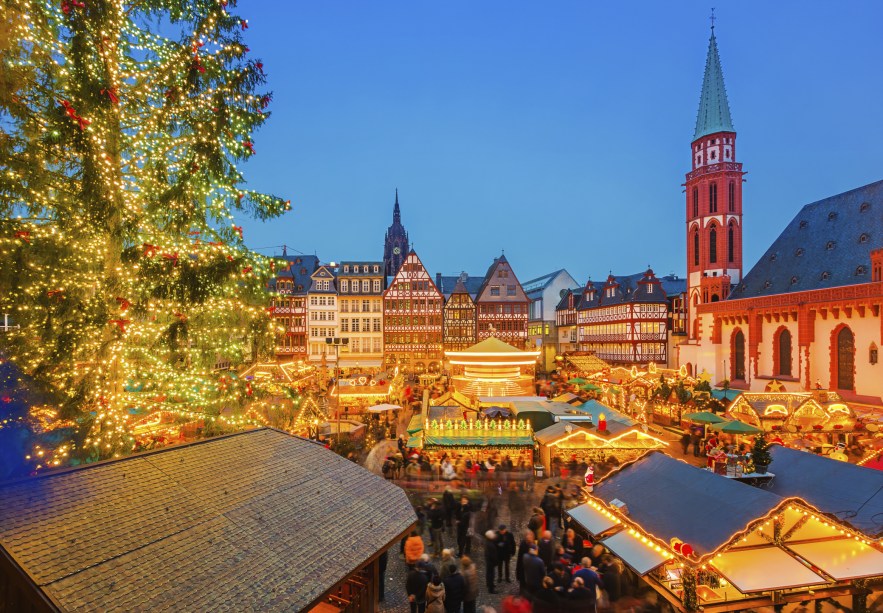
[237,1,883,286]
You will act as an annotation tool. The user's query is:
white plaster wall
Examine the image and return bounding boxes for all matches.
[813,313,882,398]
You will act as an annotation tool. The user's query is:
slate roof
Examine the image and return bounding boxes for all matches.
[309,264,339,294]
[593,452,783,558]
[658,274,687,298]
[436,273,484,298]
[555,288,583,312]
[693,31,734,141]
[338,261,383,277]
[0,429,416,612]
[577,270,668,310]
[269,254,319,294]
[731,180,883,299]
[765,445,883,538]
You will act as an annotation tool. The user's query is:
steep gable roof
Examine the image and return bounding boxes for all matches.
[475,255,528,303]
[694,30,735,141]
[270,254,319,294]
[730,180,883,299]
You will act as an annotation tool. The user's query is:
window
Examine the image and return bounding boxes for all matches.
[490,286,500,296]
[827,212,837,221]
[351,282,359,294]
[709,182,718,213]
[871,344,878,365]
[373,265,379,273]
[859,233,870,244]
[799,220,808,229]
[341,319,349,332]
[362,299,370,312]
[373,279,381,292]
[340,280,348,292]
[350,339,359,353]
[507,285,516,296]
[351,319,360,332]
[795,248,804,257]
[826,241,836,251]
[310,296,317,306]
[728,181,735,212]
[343,265,349,273]
[373,318,381,332]
[820,271,831,281]
[692,188,698,217]
[860,202,871,213]
[728,222,735,263]
[693,231,699,266]
[709,226,718,263]
[733,330,746,380]
[647,284,653,294]
[856,265,867,276]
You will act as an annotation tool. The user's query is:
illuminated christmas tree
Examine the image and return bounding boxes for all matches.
[0,0,289,469]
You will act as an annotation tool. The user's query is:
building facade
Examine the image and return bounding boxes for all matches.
[524,269,580,370]
[382,190,410,278]
[475,255,530,349]
[576,270,669,365]
[337,261,385,371]
[382,250,444,374]
[269,253,319,361]
[555,289,581,355]
[307,264,339,364]
[442,277,477,352]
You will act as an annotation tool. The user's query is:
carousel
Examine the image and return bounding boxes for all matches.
[445,337,540,397]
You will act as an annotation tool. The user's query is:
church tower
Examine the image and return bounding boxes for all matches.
[383,189,410,277]
[685,23,745,339]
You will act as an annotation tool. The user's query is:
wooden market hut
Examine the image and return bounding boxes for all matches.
[567,452,883,613]
[728,392,858,447]
[0,429,416,613]
[430,389,474,410]
[417,415,535,466]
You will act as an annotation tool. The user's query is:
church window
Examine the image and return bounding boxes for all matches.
[692,188,699,217]
[693,231,700,266]
[856,265,867,276]
[733,330,746,380]
[709,183,718,213]
[777,328,793,376]
[728,223,735,263]
[871,344,879,365]
[728,181,735,211]
[859,233,870,244]
[709,226,718,263]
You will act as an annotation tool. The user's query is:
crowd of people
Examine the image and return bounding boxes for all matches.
[396,483,663,613]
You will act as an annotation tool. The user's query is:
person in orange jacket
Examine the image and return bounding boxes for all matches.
[405,530,425,567]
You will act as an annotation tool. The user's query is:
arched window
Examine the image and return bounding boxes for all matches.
[728,221,735,263]
[777,328,792,376]
[709,226,718,263]
[728,181,735,212]
[693,230,700,266]
[733,330,746,380]
[692,188,699,217]
[709,182,718,213]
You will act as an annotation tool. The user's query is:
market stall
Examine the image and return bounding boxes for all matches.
[334,372,392,412]
[567,451,883,613]
[417,416,535,467]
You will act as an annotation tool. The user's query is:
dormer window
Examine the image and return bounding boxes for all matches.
[763,280,772,289]
[647,284,653,294]
[799,220,808,229]
[827,212,837,221]
[343,265,349,273]
[826,241,836,251]
[790,276,799,285]
[769,253,778,262]
[794,248,804,257]
[820,271,831,281]
[859,233,870,244]
[856,265,867,276]
[860,202,871,213]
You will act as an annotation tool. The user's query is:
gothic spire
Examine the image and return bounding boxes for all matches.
[693,26,734,141]
[393,188,401,224]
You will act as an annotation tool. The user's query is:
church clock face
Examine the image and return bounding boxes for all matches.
[393,246,401,255]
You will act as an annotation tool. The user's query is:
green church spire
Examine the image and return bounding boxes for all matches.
[693,28,734,141]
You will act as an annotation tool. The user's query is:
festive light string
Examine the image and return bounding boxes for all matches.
[0,0,292,471]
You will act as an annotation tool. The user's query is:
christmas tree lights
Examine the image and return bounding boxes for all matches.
[0,0,289,471]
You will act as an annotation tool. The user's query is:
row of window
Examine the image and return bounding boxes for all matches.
[384,334,443,345]
[310,311,335,322]
[314,280,332,291]
[339,279,382,293]
[692,223,737,266]
[393,280,436,292]
[340,299,382,313]
[342,264,380,274]
[309,328,336,338]
[340,318,382,333]
[478,321,525,332]
[386,299,443,311]
[309,296,336,306]
[385,316,443,327]
[489,285,518,296]
[478,304,528,315]
[691,181,737,217]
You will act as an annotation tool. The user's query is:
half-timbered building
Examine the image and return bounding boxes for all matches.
[474,255,530,349]
[576,269,669,365]
[442,277,477,352]
[269,252,319,361]
[555,288,582,354]
[382,250,444,374]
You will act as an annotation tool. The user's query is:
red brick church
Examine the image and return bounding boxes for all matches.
[677,27,883,404]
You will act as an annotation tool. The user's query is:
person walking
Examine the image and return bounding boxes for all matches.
[425,574,446,613]
[690,429,702,458]
[459,556,479,613]
[428,499,446,557]
[515,529,536,593]
[442,564,466,613]
[484,530,499,594]
[522,544,546,594]
[405,530,425,567]
[679,428,691,455]
[495,524,516,584]
[442,487,456,535]
[537,530,555,568]
[455,495,472,557]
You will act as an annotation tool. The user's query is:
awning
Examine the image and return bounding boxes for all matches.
[787,540,883,581]
[422,435,534,447]
[602,530,670,576]
[710,547,827,593]
[567,503,621,536]
[406,415,424,435]
[406,435,422,448]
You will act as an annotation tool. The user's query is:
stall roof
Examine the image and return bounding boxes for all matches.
[568,502,621,536]
[786,540,883,581]
[423,435,534,447]
[0,429,415,612]
[427,406,471,422]
[710,547,827,593]
[602,530,671,576]
[593,452,784,559]
[765,445,883,538]
[552,392,583,405]
[430,390,475,409]
[407,414,425,435]
[534,421,597,445]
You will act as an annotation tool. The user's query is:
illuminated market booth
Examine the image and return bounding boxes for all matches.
[445,337,540,397]
[567,451,883,613]
[410,415,535,467]
[334,372,394,412]
[534,406,668,476]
